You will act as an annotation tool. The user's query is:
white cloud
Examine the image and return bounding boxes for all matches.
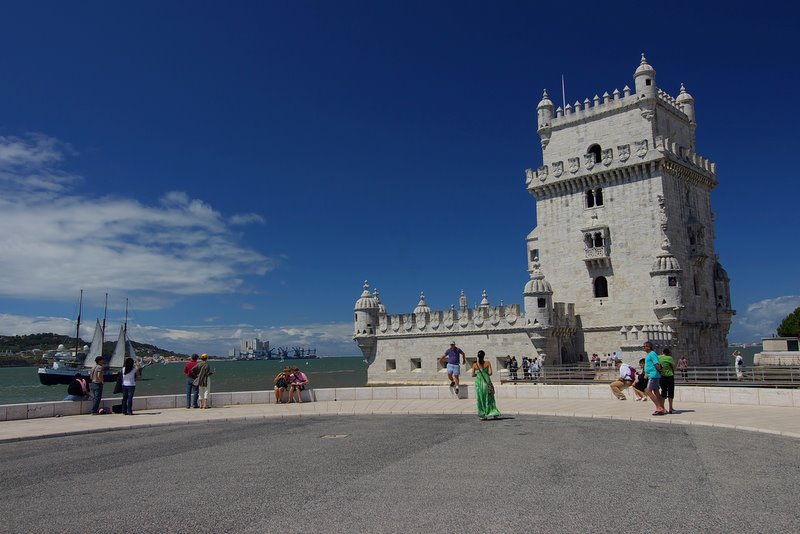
[229,213,265,225]
[730,295,800,342]
[0,133,79,193]
[0,134,276,306]
[0,313,357,356]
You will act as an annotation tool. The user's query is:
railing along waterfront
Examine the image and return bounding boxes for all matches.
[498,364,800,388]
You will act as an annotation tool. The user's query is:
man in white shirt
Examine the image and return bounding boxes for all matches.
[609,357,635,400]
[734,351,744,380]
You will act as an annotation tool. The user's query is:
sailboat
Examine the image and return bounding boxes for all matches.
[38,290,94,385]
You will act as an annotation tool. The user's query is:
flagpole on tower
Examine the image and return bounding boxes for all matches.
[561,74,567,111]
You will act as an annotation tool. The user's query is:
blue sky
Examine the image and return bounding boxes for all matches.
[1,1,798,355]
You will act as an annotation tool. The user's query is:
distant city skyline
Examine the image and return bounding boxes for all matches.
[1,1,798,355]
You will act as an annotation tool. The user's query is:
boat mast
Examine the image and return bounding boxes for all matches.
[102,292,108,353]
[74,289,83,358]
[124,298,129,357]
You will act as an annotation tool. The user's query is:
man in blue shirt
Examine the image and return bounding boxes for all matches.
[643,341,666,415]
[439,341,466,395]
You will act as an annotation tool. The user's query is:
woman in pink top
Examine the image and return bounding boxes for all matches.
[288,367,309,403]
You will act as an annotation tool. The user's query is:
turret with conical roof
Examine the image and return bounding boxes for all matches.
[675,83,695,124]
[353,280,379,363]
[523,261,553,328]
[413,292,432,315]
[537,89,554,149]
[634,53,656,99]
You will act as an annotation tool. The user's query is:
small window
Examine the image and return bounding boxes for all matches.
[645,79,652,86]
[588,144,601,163]
[668,277,677,287]
[530,249,539,262]
[594,276,608,298]
[537,297,547,308]
[595,188,603,206]
[410,358,422,371]
[586,190,595,208]
[593,232,604,248]
[386,359,396,372]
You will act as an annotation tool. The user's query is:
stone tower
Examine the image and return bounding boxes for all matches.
[527,54,734,364]
[353,281,379,364]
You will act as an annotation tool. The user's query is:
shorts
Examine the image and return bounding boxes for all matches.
[660,376,675,398]
[446,363,461,376]
[646,377,661,391]
[199,386,210,400]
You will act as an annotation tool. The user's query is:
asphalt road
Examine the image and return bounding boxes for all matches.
[1,415,797,533]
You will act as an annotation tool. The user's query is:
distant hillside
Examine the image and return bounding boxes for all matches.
[0,332,188,366]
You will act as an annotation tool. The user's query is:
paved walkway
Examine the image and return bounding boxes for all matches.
[2,396,799,443]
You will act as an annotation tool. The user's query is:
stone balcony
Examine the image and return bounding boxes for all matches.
[583,246,610,268]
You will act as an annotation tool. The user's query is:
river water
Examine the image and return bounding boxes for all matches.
[0,358,368,405]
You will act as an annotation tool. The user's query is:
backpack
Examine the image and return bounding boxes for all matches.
[628,366,636,380]
[189,364,201,379]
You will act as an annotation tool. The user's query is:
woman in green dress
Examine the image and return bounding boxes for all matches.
[471,350,501,420]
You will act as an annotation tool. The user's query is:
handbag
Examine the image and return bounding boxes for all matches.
[113,372,123,394]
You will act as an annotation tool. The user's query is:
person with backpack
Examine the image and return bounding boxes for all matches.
[183,354,200,409]
[609,356,636,400]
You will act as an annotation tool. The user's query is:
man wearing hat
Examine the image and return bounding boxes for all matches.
[609,356,635,400]
[439,341,466,394]
[195,353,214,409]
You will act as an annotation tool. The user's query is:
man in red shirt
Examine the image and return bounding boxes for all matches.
[183,354,200,409]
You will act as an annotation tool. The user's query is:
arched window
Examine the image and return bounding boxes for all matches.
[585,190,595,208]
[595,188,603,206]
[593,232,604,247]
[594,276,608,298]
[588,144,602,163]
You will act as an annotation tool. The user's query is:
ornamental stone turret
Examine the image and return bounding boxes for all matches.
[675,83,695,124]
[523,261,553,328]
[649,196,683,324]
[353,280,379,363]
[634,53,656,99]
[536,89,554,149]
[413,292,432,315]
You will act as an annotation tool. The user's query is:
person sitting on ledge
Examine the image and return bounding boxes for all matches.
[64,373,90,401]
[288,367,309,403]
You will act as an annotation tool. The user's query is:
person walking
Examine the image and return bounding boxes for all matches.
[438,342,466,394]
[734,350,744,380]
[120,357,140,416]
[471,350,501,420]
[510,356,519,381]
[89,356,105,414]
[195,354,214,409]
[609,357,636,400]
[183,354,200,409]
[643,341,666,415]
[659,348,676,414]
[677,354,689,381]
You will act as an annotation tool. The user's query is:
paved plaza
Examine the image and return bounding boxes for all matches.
[1,412,799,533]
[1,396,799,532]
